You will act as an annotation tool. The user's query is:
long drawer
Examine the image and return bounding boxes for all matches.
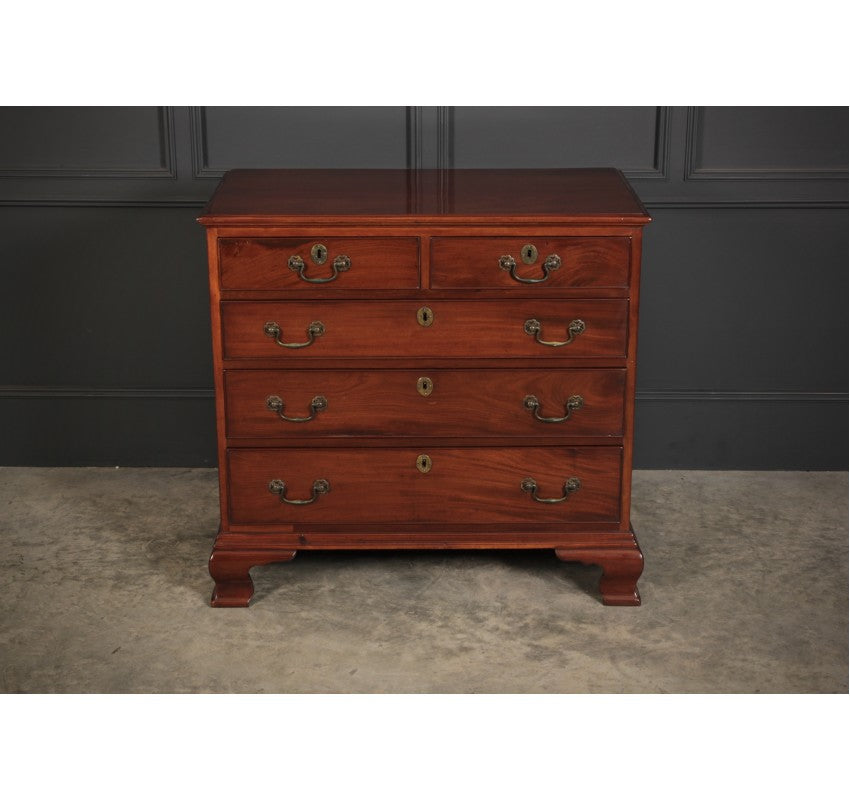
[227,446,622,525]
[220,300,628,359]
[225,368,626,438]
[431,236,629,289]
[219,237,420,290]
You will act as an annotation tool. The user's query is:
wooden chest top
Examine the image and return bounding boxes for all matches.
[198,168,651,226]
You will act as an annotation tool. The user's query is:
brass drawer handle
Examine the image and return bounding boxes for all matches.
[265,394,328,423]
[268,478,330,505]
[523,394,584,423]
[520,476,581,504]
[263,320,325,349]
[288,254,351,283]
[523,318,585,347]
[499,253,561,284]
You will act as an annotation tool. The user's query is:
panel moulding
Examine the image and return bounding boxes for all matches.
[0,107,177,179]
[684,107,849,181]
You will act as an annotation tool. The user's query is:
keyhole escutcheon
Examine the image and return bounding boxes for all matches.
[416,454,433,474]
[310,243,328,265]
[520,243,538,265]
[417,306,434,327]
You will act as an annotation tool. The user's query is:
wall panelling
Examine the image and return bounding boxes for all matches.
[0,106,846,467]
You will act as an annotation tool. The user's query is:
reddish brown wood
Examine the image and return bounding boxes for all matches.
[208,532,642,607]
[222,356,629,371]
[431,236,629,289]
[205,227,231,526]
[198,168,651,225]
[211,223,648,240]
[227,446,622,525]
[219,236,419,290]
[224,368,625,439]
[215,529,633,546]
[219,287,630,302]
[198,168,650,607]
[220,299,628,360]
[555,529,644,606]
[223,436,622,450]
[209,545,297,607]
[619,229,644,532]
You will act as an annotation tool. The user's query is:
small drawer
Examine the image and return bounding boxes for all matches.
[219,237,419,290]
[220,299,628,359]
[225,368,626,439]
[227,446,622,525]
[431,237,629,289]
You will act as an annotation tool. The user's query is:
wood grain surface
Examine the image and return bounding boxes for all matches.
[224,368,626,438]
[201,168,649,607]
[220,299,628,359]
[431,236,630,289]
[219,236,419,290]
[199,168,651,224]
[227,446,622,525]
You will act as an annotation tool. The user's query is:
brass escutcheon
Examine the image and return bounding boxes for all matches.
[416,376,434,397]
[416,454,433,473]
[310,243,328,265]
[521,243,538,264]
[417,306,434,327]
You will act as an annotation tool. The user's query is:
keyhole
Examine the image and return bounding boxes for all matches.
[520,243,538,264]
[310,243,328,264]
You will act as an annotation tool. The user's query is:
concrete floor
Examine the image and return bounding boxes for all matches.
[0,468,845,693]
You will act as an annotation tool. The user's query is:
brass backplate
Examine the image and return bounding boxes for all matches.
[417,306,434,327]
[521,243,538,264]
[416,376,434,397]
[310,243,328,265]
[416,454,432,473]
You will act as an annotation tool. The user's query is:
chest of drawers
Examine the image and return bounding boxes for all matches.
[198,168,650,607]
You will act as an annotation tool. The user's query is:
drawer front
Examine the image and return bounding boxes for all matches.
[431,237,629,289]
[228,446,622,525]
[225,368,625,438]
[219,237,419,290]
[221,300,628,359]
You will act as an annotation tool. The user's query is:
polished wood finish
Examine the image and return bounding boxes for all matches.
[224,368,626,439]
[199,168,650,606]
[199,168,651,225]
[220,299,628,359]
[219,236,419,290]
[228,446,622,525]
[556,528,644,606]
[431,236,629,289]
[209,545,296,607]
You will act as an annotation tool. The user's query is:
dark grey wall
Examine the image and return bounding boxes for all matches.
[0,106,846,468]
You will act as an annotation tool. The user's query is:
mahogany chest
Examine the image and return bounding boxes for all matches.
[198,168,650,606]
